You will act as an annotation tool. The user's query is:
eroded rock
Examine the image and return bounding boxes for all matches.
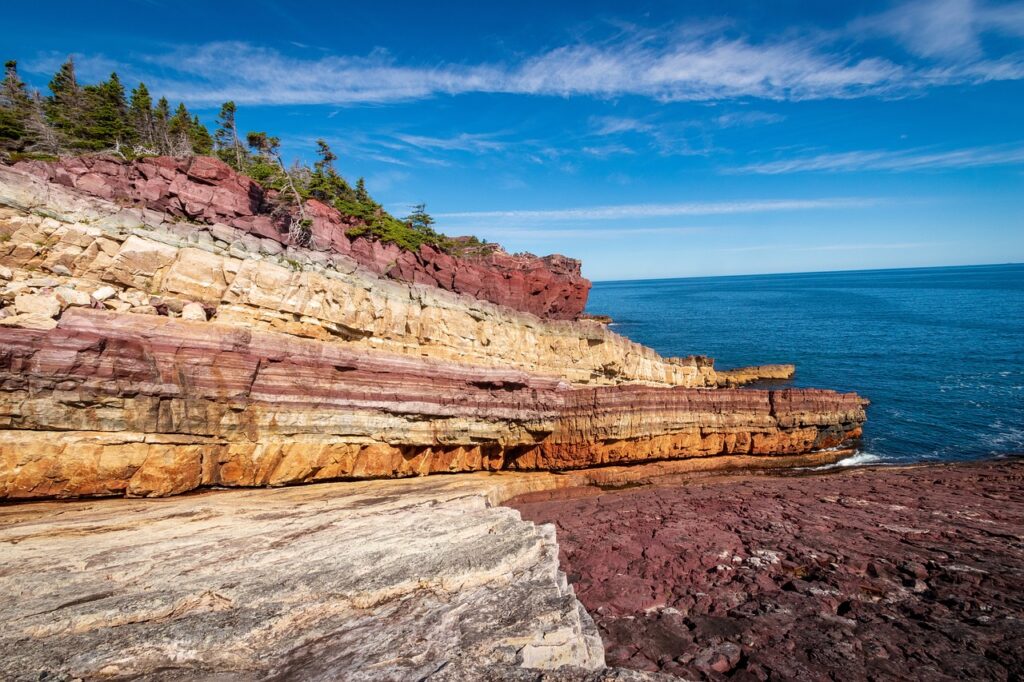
[16,156,591,319]
[511,460,1024,680]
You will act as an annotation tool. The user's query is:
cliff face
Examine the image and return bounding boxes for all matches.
[0,309,864,498]
[0,166,709,386]
[0,162,867,500]
[15,155,591,319]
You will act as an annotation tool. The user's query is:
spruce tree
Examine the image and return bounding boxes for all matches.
[47,57,83,146]
[0,60,32,152]
[355,177,370,204]
[308,138,356,206]
[406,203,435,233]
[128,82,154,150]
[167,102,193,155]
[153,97,171,153]
[213,101,244,169]
[25,90,60,156]
[190,114,213,155]
[81,72,130,151]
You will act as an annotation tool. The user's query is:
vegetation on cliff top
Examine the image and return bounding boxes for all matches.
[0,58,493,255]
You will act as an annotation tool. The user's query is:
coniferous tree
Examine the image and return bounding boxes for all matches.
[128,82,155,151]
[190,114,213,155]
[355,177,370,204]
[47,57,84,146]
[81,72,130,151]
[153,96,171,154]
[406,203,435,233]
[25,90,61,156]
[0,60,32,153]
[308,138,354,204]
[167,102,194,155]
[213,101,244,169]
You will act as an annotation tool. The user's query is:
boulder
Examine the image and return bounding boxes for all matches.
[14,293,61,318]
[180,302,208,321]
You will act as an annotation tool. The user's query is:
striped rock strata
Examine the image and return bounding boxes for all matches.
[0,308,864,499]
[15,155,591,320]
[0,164,716,387]
[0,474,611,680]
[0,162,867,500]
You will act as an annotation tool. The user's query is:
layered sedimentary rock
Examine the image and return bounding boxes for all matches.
[0,475,610,680]
[0,165,714,386]
[0,161,866,500]
[0,308,864,499]
[15,155,590,319]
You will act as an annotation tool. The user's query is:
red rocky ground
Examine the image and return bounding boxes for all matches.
[510,459,1024,681]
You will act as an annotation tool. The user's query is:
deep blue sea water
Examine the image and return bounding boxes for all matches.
[587,263,1024,465]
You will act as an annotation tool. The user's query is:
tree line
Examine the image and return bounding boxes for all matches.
[0,57,487,253]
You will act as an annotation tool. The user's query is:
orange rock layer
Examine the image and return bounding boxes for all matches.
[0,308,866,499]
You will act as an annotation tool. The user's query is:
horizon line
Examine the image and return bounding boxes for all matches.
[589,260,1024,285]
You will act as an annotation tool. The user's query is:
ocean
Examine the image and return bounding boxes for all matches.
[587,263,1024,465]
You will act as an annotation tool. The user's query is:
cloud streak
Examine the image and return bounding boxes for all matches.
[733,143,1024,174]
[438,197,882,222]
[29,2,1023,108]
[721,241,945,253]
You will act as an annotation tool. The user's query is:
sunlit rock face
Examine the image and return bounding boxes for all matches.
[0,308,864,499]
[0,163,866,500]
[14,155,591,320]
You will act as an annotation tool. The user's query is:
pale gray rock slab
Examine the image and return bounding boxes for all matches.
[0,476,624,681]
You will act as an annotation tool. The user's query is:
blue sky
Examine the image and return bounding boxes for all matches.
[5,0,1024,280]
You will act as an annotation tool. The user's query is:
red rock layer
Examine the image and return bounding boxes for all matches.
[0,309,866,499]
[510,460,1024,680]
[15,156,590,319]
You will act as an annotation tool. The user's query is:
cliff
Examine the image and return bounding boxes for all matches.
[0,161,867,500]
[0,308,863,498]
[15,155,591,320]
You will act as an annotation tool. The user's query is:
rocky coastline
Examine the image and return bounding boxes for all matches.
[0,160,865,500]
[511,459,1024,680]
[0,155,891,679]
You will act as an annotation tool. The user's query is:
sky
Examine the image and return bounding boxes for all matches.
[5,0,1024,280]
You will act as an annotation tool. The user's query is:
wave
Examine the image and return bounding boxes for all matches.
[810,451,887,471]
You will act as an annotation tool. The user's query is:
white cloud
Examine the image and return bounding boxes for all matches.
[391,132,507,153]
[733,143,1024,174]
[856,0,983,59]
[854,0,1024,60]
[581,143,635,157]
[590,116,654,135]
[715,111,786,128]
[721,241,945,253]
[437,197,881,222]
[28,3,1023,109]
[475,226,710,240]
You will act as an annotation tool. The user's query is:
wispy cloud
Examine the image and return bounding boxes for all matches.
[26,3,1024,108]
[714,111,786,128]
[475,226,710,240]
[590,116,654,135]
[438,197,882,222]
[733,143,1024,174]
[721,241,945,253]
[854,0,1024,60]
[581,143,636,157]
[391,132,507,153]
